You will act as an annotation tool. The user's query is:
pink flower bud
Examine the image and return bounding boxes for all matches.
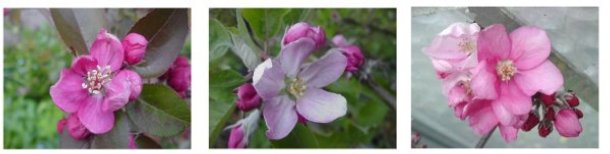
[564,92,580,107]
[538,122,553,138]
[539,93,556,106]
[57,118,68,134]
[235,83,261,111]
[122,33,148,65]
[554,108,583,137]
[123,70,143,101]
[167,56,191,95]
[521,111,539,131]
[228,125,246,148]
[67,114,90,140]
[573,108,584,119]
[283,22,326,49]
[341,45,364,73]
[128,135,137,149]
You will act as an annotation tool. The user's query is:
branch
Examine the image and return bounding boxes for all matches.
[363,76,396,111]
[475,126,496,148]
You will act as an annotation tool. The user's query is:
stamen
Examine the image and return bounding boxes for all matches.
[458,37,475,54]
[82,65,113,95]
[288,78,307,99]
[496,60,517,81]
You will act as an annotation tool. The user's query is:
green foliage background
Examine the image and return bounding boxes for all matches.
[209,9,396,148]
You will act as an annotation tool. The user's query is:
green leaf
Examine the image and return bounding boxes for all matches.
[209,19,232,61]
[135,135,162,149]
[50,9,107,55]
[229,32,260,71]
[271,124,320,148]
[240,9,304,41]
[91,112,130,149]
[208,69,243,146]
[129,9,190,78]
[126,84,190,137]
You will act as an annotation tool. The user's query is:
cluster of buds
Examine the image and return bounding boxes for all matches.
[521,90,583,138]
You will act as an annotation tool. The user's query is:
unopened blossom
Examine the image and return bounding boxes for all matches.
[122,33,148,65]
[227,110,260,148]
[66,114,91,140]
[128,135,137,149]
[470,24,563,137]
[332,35,364,73]
[167,56,191,97]
[57,117,67,134]
[50,29,142,134]
[253,38,347,140]
[235,83,262,111]
[282,22,326,50]
[554,108,582,137]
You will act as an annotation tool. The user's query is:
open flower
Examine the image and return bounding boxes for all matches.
[252,38,348,140]
[50,29,142,134]
[471,24,563,130]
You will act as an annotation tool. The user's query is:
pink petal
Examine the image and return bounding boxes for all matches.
[470,61,498,99]
[447,85,467,106]
[509,26,551,70]
[498,125,518,142]
[102,70,133,112]
[299,49,347,88]
[263,95,298,140]
[467,103,499,136]
[438,22,480,37]
[453,102,467,120]
[77,95,115,134]
[477,24,511,62]
[423,35,469,60]
[332,35,349,47]
[70,55,98,76]
[514,60,564,96]
[121,70,143,101]
[491,100,517,126]
[50,69,89,113]
[497,82,532,115]
[252,59,285,101]
[279,38,316,78]
[296,88,347,123]
[90,29,124,72]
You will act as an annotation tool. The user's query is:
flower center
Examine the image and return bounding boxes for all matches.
[496,60,516,81]
[288,78,307,99]
[82,65,112,95]
[458,38,475,54]
[459,79,472,96]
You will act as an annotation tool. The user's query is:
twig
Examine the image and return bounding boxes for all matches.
[363,76,396,111]
[475,126,496,148]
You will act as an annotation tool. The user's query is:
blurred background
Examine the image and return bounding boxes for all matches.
[210,9,396,148]
[411,7,598,148]
[3,8,191,149]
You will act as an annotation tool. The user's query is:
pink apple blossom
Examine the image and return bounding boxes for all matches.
[122,33,148,65]
[282,22,326,50]
[471,24,563,131]
[50,29,142,134]
[554,108,582,137]
[253,38,347,140]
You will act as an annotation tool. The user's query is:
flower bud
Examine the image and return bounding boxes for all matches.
[573,108,584,119]
[123,70,142,101]
[538,122,553,138]
[332,35,365,73]
[122,33,148,65]
[540,93,556,106]
[521,111,540,131]
[235,83,262,111]
[564,91,580,107]
[283,22,326,49]
[67,114,90,140]
[554,108,583,137]
[226,110,260,149]
[128,135,137,149]
[228,125,246,148]
[167,56,191,95]
[57,118,67,134]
